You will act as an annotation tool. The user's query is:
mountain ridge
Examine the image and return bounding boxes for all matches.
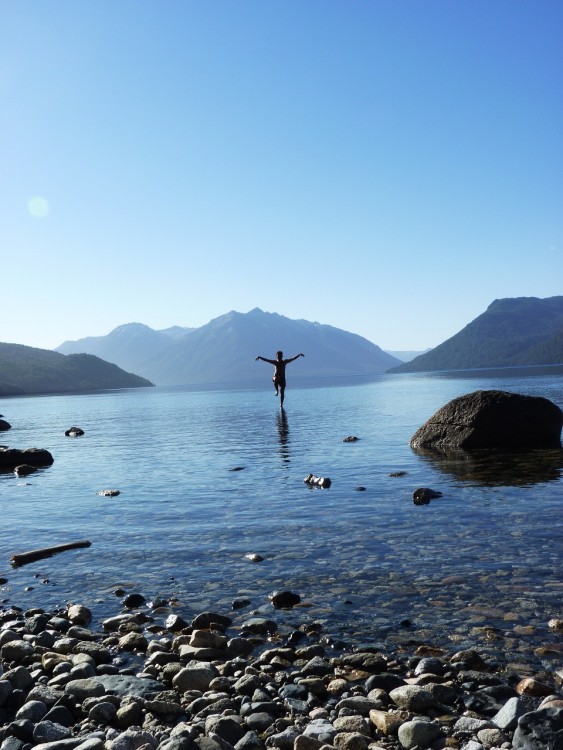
[389,296,563,373]
[56,308,401,386]
[0,343,154,396]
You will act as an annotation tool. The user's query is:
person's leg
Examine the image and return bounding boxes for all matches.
[279,384,285,407]
[273,376,278,395]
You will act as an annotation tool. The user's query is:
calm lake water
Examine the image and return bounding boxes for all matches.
[1,369,562,669]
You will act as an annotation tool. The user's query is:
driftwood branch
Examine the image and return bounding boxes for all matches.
[10,540,92,567]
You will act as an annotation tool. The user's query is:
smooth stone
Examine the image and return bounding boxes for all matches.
[67,626,100,642]
[2,666,33,691]
[269,591,301,609]
[233,674,262,696]
[332,717,370,736]
[205,716,245,746]
[102,614,140,631]
[0,738,25,750]
[459,742,483,750]
[301,656,334,677]
[397,720,442,750]
[512,706,563,750]
[71,642,111,664]
[74,740,104,750]
[95,674,164,698]
[491,696,527,731]
[0,680,13,707]
[178,644,227,661]
[302,719,336,743]
[105,729,159,750]
[335,697,382,716]
[115,702,144,729]
[118,632,149,652]
[69,663,97,680]
[157,737,194,750]
[241,618,277,635]
[332,733,369,750]
[454,716,494,733]
[191,612,232,630]
[6,719,34,741]
[389,685,434,712]
[64,679,105,701]
[476,727,508,746]
[13,739,84,750]
[245,713,276,732]
[173,663,219,693]
[67,605,92,626]
[43,705,75,728]
[64,427,84,437]
[33,721,72,744]
[369,709,403,736]
[123,593,146,608]
[1,640,34,661]
[516,677,553,696]
[264,726,302,750]
[42,653,71,673]
[15,700,48,721]
[26,685,64,707]
[88,701,118,723]
[189,630,228,650]
[234,730,265,750]
[414,657,446,676]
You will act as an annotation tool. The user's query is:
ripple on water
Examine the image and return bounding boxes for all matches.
[0,375,561,670]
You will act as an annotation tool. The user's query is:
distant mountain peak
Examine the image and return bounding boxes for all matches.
[111,322,153,335]
[389,296,563,373]
[56,308,401,386]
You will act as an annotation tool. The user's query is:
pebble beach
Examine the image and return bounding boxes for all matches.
[1,590,562,750]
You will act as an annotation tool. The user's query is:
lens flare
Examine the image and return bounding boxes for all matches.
[27,196,50,218]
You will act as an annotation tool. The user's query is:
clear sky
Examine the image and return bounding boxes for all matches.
[1,1,561,352]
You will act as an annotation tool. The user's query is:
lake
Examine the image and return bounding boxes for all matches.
[1,368,562,670]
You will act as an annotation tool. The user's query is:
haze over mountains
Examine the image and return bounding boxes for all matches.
[57,308,401,386]
[390,296,563,373]
[2,297,560,397]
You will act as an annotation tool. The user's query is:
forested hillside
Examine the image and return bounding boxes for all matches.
[0,344,154,396]
[389,296,563,373]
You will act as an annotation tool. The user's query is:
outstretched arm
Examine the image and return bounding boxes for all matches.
[255,356,277,364]
[285,353,305,364]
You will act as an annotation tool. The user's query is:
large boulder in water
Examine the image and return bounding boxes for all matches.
[410,390,563,451]
[0,419,11,431]
[0,447,54,469]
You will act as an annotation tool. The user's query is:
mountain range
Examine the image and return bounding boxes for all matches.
[57,308,401,386]
[389,296,563,373]
[0,344,153,397]
[3,297,561,396]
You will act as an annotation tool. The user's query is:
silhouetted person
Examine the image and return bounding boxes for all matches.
[255,350,304,408]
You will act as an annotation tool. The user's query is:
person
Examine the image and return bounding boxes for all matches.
[255,350,304,407]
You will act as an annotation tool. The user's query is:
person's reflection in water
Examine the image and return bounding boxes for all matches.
[276,408,290,465]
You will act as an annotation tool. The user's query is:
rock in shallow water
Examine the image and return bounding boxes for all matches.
[410,389,563,451]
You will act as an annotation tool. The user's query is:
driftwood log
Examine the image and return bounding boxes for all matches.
[11,540,92,567]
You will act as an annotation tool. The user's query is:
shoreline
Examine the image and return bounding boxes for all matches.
[1,595,562,750]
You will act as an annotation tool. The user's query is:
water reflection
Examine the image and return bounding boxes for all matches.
[413,446,563,486]
[276,408,290,464]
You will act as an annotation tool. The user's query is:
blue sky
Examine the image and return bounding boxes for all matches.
[1,1,561,352]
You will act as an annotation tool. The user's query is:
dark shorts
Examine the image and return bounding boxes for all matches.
[273,376,286,388]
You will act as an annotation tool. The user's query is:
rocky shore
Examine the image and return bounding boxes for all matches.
[1,597,562,750]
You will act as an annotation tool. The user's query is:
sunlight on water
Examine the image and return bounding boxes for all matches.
[0,372,561,664]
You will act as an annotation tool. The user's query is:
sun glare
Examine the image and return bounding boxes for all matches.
[27,196,50,218]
